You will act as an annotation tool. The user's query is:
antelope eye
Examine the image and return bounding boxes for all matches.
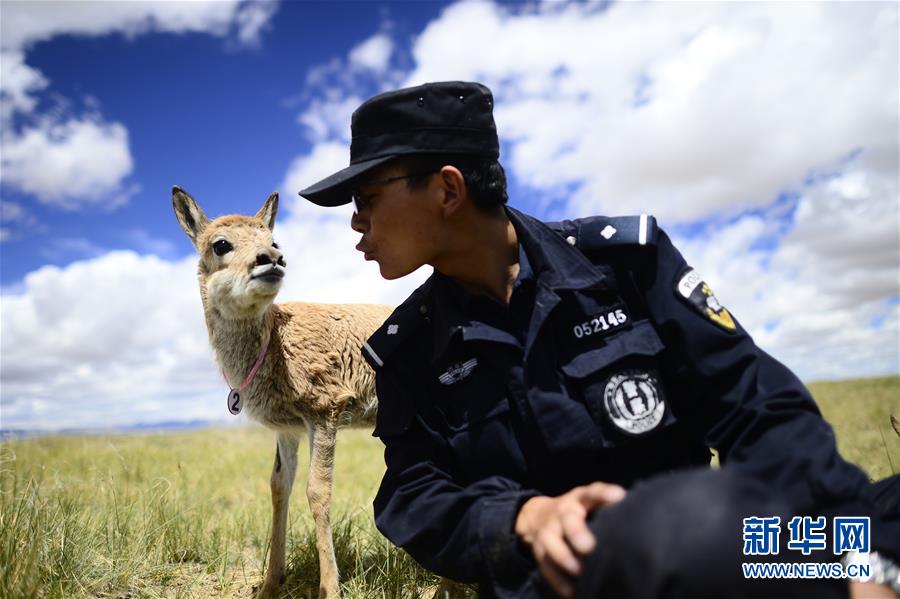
[272,242,279,249]
[213,239,233,256]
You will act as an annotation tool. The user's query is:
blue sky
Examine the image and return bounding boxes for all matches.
[1,1,897,432]
[0,0,449,281]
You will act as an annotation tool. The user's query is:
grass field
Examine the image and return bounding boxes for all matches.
[2,376,898,598]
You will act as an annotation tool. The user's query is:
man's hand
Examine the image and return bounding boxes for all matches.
[849,581,897,598]
[515,482,626,598]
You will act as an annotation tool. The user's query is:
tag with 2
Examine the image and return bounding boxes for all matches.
[227,388,242,415]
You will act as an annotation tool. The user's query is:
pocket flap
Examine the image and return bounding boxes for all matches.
[560,320,664,378]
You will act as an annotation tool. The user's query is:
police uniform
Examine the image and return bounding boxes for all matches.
[360,207,899,597]
[298,81,899,598]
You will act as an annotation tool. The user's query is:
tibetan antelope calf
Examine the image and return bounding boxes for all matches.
[172,186,391,598]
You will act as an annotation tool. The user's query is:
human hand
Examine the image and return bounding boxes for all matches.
[849,581,897,598]
[515,482,626,598]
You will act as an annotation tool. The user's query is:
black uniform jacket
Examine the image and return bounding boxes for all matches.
[361,207,896,597]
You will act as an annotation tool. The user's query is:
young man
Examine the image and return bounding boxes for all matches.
[300,81,899,598]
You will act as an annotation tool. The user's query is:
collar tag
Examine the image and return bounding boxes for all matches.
[221,335,270,416]
[227,389,243,415]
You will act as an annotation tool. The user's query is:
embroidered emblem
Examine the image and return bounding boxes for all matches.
[603,371,665,435]
[676,268,736,332]
[438,358,478,385]
[600,225,617,240]
[387,324,399,335]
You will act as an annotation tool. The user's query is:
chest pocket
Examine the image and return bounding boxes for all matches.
[430,349,512,434]
[560,319,676,446]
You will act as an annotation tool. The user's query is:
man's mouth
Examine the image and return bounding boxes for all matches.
[250,265,286,282]
[356,242,375,261]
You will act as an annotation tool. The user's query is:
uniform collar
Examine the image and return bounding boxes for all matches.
[505,206,608,291]
[428,206,608,360]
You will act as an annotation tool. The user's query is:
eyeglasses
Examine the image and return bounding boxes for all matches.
[351,170,438,211]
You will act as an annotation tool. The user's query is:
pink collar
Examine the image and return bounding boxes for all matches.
[223,335,270,416]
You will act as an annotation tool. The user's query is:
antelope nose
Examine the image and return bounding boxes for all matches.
[261,252,286,268]
[257,252,286,267]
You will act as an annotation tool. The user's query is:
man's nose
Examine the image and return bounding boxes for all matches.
[350,210,368,234]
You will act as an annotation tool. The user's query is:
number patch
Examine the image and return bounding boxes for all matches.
[573,308,628,339]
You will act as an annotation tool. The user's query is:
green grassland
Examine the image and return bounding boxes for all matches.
[2,376,898,598]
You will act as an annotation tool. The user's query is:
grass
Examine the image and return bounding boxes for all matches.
[1,376,897,598]
[808,376,900,481]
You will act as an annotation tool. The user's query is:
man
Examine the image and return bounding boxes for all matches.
[299,81,899,598]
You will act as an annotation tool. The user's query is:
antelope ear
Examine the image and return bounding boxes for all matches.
[255,192,278,231]
[172,186,209,248]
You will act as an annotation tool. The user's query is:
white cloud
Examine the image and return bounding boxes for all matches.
[298,96,362,145]
[406,1,898,224]
[280,0,898,384]
[0,199,41,243]
[0,51,47,119]
[349,33,393,73]
[0,0,280,210]
[0,252,222,431]
[1,117,135,208]
[234,0,280,46]
[275,205,430,308]
[671,153,899,381]
[280,141,352,209]
[3,0,897,434]
[0,196,427,432]
[0,1,256,51]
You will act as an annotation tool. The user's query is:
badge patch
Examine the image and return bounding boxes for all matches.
[438,358,478,385]
[571,305,630,340]
[676,268,736,332]
[603,371,665,435]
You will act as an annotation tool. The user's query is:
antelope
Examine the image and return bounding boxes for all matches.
[172,186,391,598]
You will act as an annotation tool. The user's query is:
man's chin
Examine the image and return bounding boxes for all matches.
[378,262,414,281]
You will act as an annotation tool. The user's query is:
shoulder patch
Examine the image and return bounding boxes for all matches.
[361,281,432,369]
[573,214,659,253]
[675,268,737,333]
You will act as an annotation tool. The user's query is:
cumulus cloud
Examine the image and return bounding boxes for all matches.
[280,0,898,383]
[0,0,280,211]
[406,2,898,223]
[0,196,426,432]
[280,141,353,207]
[0,252,221,431]
[349,33,394,73]
[0,51,47,119]
[3,0,897,433]
[671,151,899,381]
[0,0,257,50]
[1,117,136,208]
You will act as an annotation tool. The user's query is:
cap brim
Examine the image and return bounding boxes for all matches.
[298,155,397,207]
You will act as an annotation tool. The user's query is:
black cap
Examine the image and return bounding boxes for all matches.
[299,81,499,207]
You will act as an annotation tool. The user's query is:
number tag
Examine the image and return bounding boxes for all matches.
[227,388,242,415]
[572,308,629,339]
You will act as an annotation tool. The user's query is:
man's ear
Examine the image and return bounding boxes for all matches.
[255,192,278,231]
[172,186,209,248]
[439,166,467,216]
